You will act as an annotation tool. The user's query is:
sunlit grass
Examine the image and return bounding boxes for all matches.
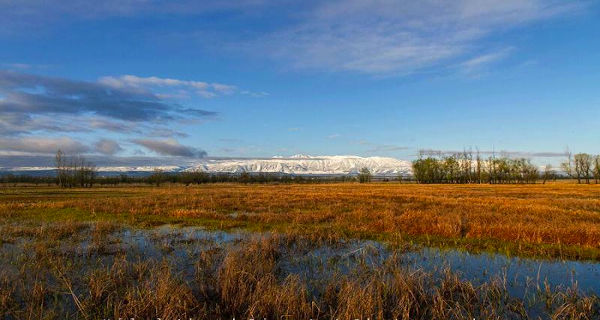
[2,182,600,259]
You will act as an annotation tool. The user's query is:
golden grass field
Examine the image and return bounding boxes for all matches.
[1,182,600,319]
[2,182,600,259]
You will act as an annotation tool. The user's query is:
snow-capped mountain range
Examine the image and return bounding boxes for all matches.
[0,155,412,176]
[188,155,411,176]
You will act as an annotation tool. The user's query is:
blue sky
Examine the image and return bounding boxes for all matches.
[1,0,599,164]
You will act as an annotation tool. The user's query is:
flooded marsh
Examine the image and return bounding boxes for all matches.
[1,184,600,319]
[1,220,599,319]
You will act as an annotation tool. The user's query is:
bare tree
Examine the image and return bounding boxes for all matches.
[55,149,65,187]
[54,150,97,188]
[593,155,600,184]
[476,148,482,184]
[72,155,97,187]
[461,149,473,183]
[542,164,554,184]
[574,153,592,184]
[561,149,575,182]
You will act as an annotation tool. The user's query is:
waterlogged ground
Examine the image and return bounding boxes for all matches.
[1,221,599,319]
[3,184,600,261]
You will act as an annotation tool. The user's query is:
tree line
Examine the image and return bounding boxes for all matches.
[413,149,600,184]
[144,169,360,186]
[561,152,600,184]
[412,151,543,184]
[413,156,540,184]
[0,170,359,187]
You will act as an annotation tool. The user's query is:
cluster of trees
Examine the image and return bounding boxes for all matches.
[358,168,372,183]
[412,151,541,184]
[561,152,600,184]
[141,170,359,186]
[55,150,98,188]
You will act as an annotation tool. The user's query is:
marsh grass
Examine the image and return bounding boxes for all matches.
[1,184,600,319]
[2,183,600,260]
[0,219,599,320]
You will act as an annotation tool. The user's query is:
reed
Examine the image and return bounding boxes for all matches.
[2,183,600,259]
[0,221,598,319]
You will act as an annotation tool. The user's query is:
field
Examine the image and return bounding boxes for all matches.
[3,183,600,259]
[1,183,600,319]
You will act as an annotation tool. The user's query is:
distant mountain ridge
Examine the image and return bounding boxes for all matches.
[0,155,412,177]
[187,155,411,176]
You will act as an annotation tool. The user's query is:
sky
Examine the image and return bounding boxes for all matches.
[1,0,599,165]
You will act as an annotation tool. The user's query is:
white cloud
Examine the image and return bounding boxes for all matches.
[462,49,512,69]
[241,90,270,98]
[459,47,515,75]
[245,0,585,75]
[98,75,237,98]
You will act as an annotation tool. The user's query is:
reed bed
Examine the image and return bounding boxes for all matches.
[1,183,599,259]
[0,220,598,319]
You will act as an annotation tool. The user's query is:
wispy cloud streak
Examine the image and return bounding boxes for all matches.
[244,0,585,75]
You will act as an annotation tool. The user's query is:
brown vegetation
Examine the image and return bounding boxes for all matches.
[2,183,599,258]
[0,221,598,319]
